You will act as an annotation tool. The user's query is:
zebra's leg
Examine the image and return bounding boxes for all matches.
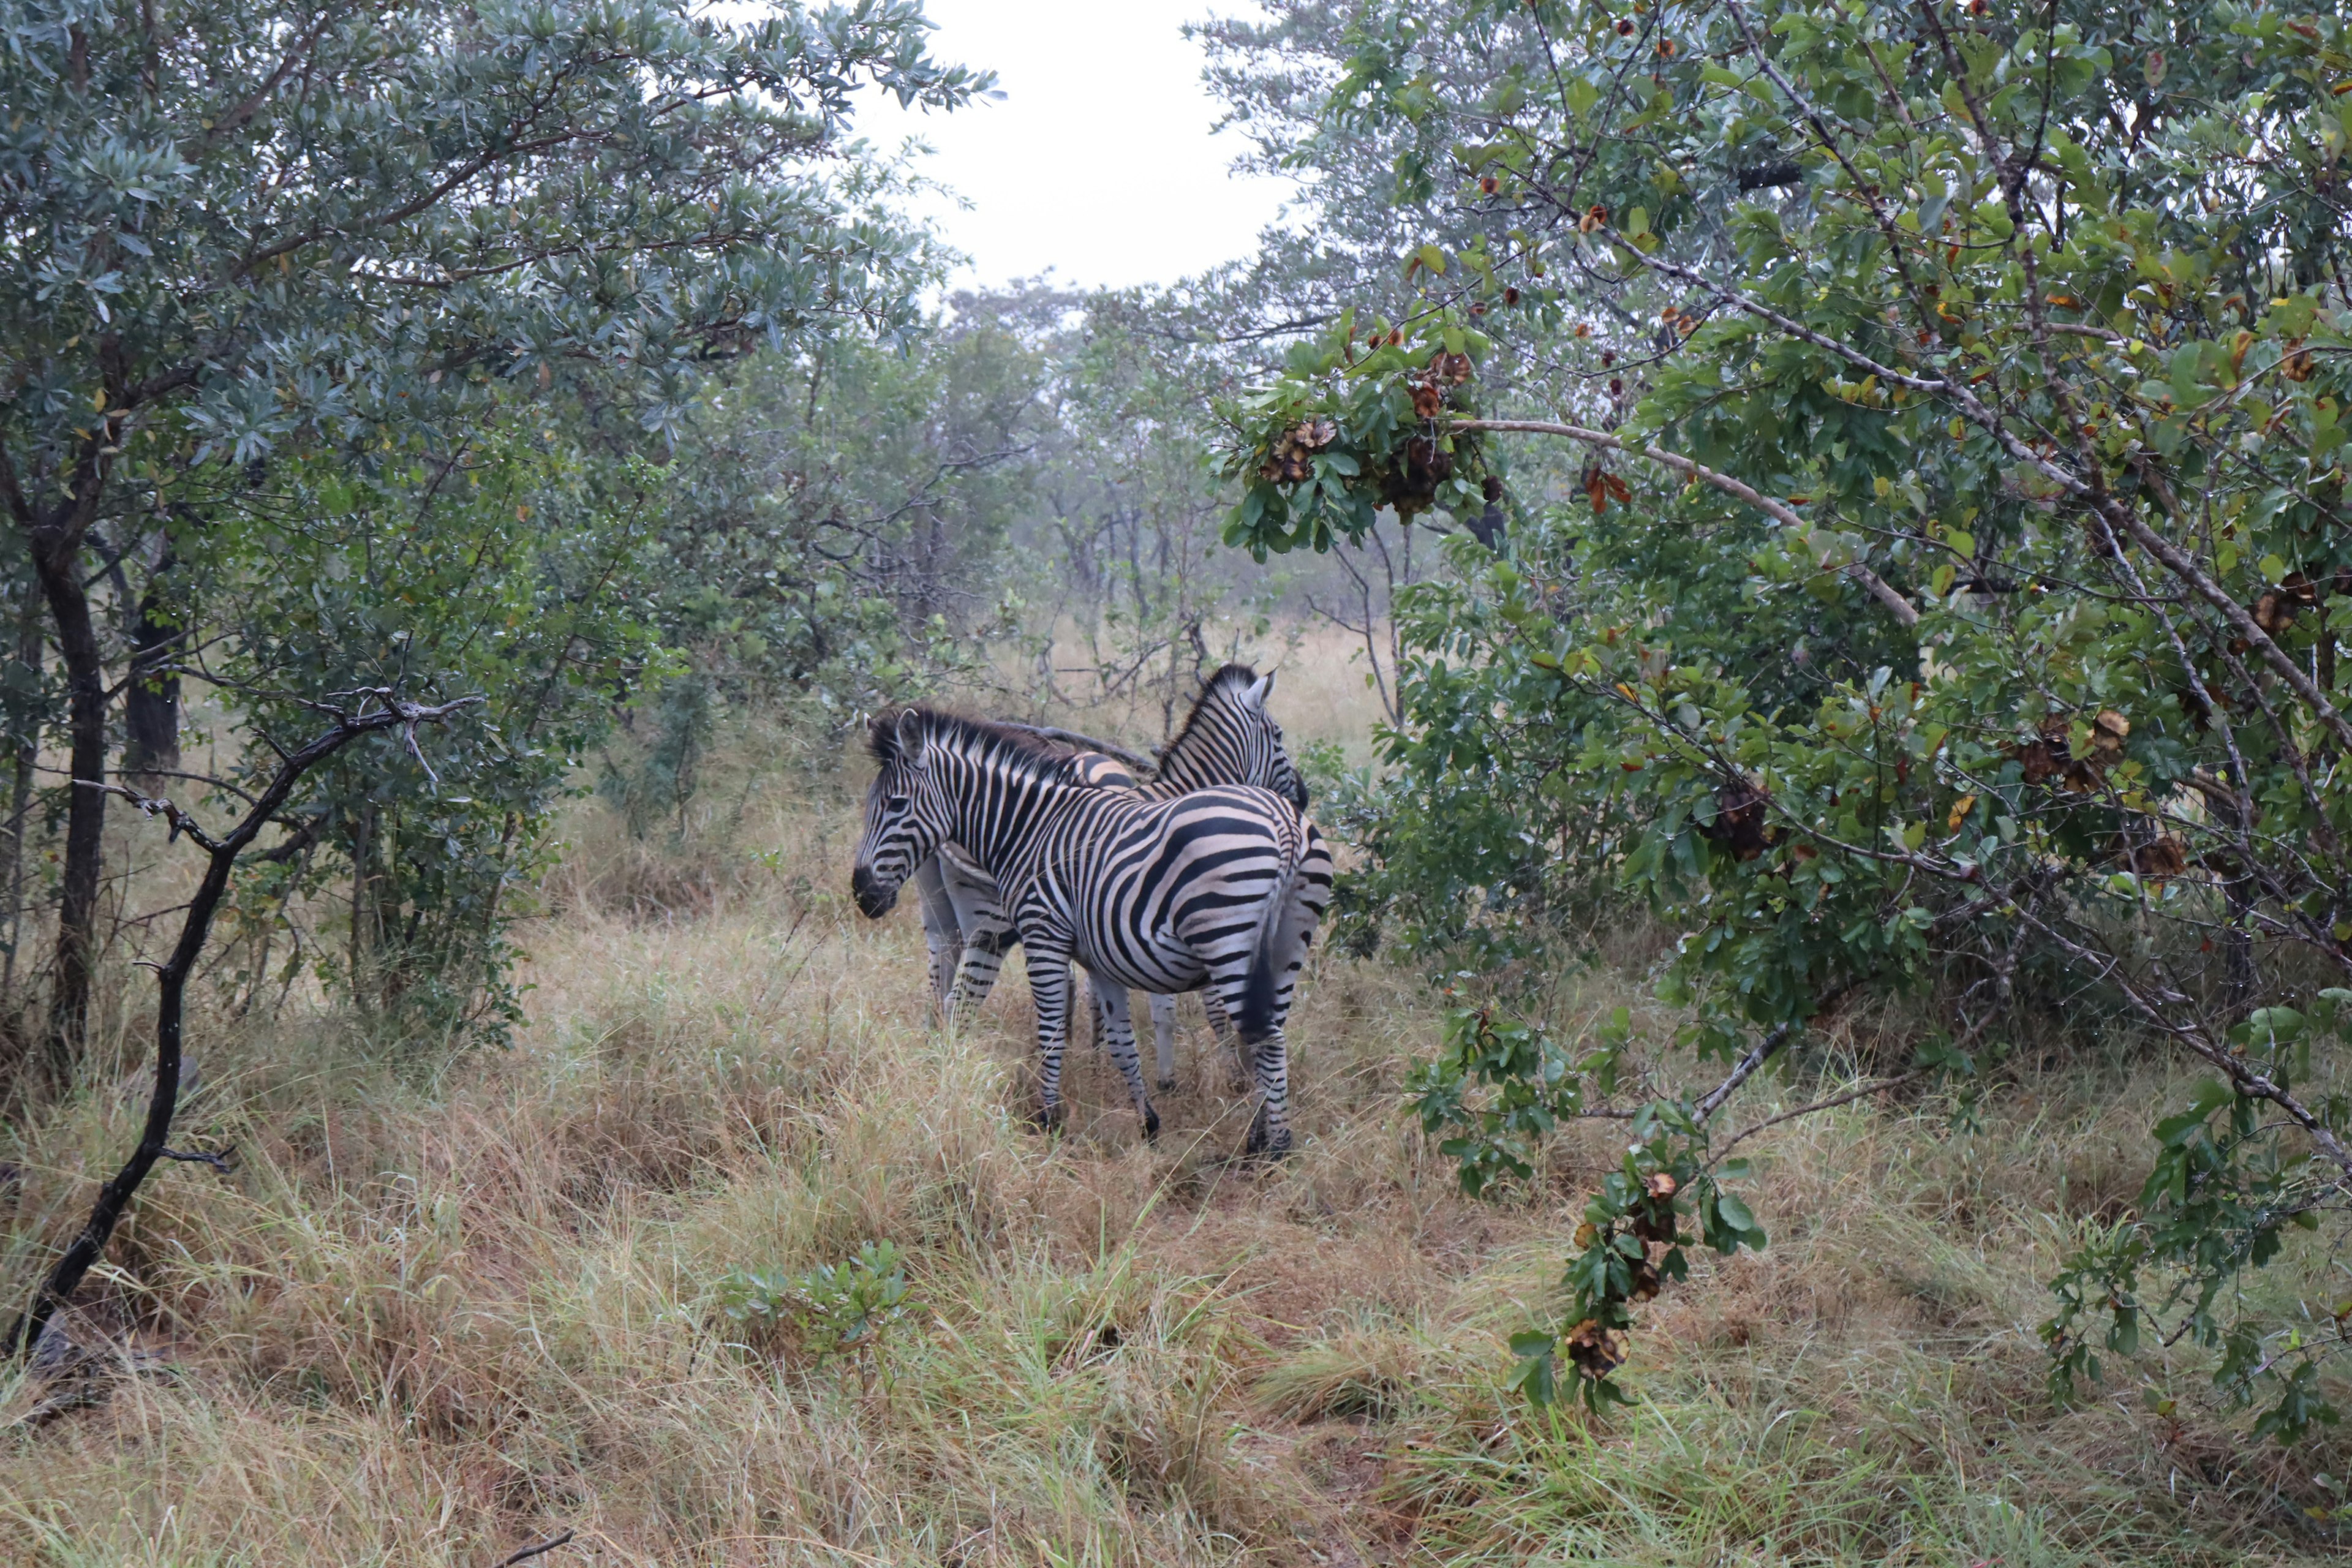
[1243,1026,1294,1159]
[1204,965,1296,1161]
[947,927,1012,1023]
[1091,980,1160,1142]
[1148,992,1178,1091]
[912,856,959,1016]
[1200,991,1248,1091]
[1026,940,1076,1133]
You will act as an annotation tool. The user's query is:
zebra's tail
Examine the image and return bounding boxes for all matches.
[1238,844,1300,1041]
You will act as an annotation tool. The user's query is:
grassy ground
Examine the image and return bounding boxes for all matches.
[1,731,2350,1563]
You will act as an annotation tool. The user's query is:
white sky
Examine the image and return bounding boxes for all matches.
[851,1,1294,293]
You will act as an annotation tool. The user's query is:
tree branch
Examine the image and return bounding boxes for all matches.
[1455,418,1919,625]
[10,693,483,1362]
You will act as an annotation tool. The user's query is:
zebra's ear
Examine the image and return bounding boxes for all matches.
[894,709,930,770]
[1243,672,1273,710]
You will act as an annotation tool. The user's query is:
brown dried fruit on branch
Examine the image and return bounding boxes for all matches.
[2013,710,2128,792]
[1377,434,1457,516]
[1564,1319,1627,1378]
[1630,1200,1677,1245]
[2115,834,2190,880]
[1645,1172,1678,1199]
[1629,1256,1662,1302]
[2253,571,2320,635]
[1257,417,1338,485]
[1698,778,1775,860]
[1410,379,1446,419]
[2092,708,2130,758]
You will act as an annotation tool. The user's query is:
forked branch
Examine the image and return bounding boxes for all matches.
[9,693,481,1362]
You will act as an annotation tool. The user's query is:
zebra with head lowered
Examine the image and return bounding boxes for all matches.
[853,708,1331,1156]
[910,665,1308,1089]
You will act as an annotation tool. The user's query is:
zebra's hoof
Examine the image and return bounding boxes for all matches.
[1028,1103,1065,1135]
[1243,1121,1294,1163]
[1155,1077,1175,1094]
[1141,1105,1161,1143]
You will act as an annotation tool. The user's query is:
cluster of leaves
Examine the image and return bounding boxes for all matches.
[1412,1006,1769,1408]
[2048,1000,2352,1442]
[0,0,986,1061]
[1216,0,2352,1440]
[1219,311,1499,556]
[714,1241,914,1371]
[200,428,668,1036]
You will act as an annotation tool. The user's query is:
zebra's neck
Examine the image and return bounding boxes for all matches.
[934,744,1083,875]
[1157,699,1244,791]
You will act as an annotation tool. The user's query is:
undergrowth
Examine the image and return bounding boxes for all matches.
[0,754,2345,1564]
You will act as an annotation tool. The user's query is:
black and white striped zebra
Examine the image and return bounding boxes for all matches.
[912,665,1307,1088]
[853,708,1332,1156]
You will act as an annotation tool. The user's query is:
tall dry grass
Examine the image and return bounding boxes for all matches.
[0,724,2345,1564]
[987,620,1394,767]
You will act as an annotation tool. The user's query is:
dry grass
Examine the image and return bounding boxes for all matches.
[0,736,2348,1564]
[989,620,1395,767]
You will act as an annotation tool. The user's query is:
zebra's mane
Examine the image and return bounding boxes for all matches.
[867,706,1074,777]
[1159,663,1263,767]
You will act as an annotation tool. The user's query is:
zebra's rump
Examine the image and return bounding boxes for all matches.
[1018,785,1315,996]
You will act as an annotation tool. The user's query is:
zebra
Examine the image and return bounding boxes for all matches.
[911,665,1308,1090]
[853,708,1332,1157]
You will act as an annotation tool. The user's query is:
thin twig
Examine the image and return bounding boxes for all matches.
[1455,418,1918,626]
[1714,1071,1926,1161]
[494,1530,576,1568]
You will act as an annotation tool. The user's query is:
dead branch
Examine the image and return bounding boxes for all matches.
[494,1530,576,1567]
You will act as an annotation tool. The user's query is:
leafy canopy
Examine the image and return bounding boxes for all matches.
[1223,0,2352,1435]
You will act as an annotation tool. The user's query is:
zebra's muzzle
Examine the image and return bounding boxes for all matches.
[851,865,900,919]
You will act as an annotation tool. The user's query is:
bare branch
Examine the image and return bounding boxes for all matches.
[495,1530,576,1568]
[1455,418,1920,626]
[1714,1071,1927,1161]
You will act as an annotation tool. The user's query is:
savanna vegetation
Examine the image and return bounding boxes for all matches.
[3,0,2352,1562]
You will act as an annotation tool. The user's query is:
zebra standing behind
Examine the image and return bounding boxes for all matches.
[913,665,1308,1089]
[853,709,1332,1157]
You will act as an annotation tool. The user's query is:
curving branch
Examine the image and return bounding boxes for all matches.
[8,693,483,1363]
[1454,418,1920,626]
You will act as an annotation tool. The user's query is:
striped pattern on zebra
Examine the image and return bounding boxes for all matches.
[853,708,1332,1157]
[913,665,1307,1089]
[913,747,1137,1022]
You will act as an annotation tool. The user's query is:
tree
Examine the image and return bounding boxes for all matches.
[0,0,982,1080]
[1223,0,2352,1437]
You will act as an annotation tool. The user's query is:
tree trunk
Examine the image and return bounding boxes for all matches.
[2,586,39,1000]
[122,553,179,789]
[349,803,377,1012]
[29,538,106,1091]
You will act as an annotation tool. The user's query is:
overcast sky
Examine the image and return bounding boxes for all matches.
[851,1,1294,293]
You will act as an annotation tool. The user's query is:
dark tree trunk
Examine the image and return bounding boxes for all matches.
[2,586,39,1000]
[29,538,106,1091]
[122,553,179,788]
